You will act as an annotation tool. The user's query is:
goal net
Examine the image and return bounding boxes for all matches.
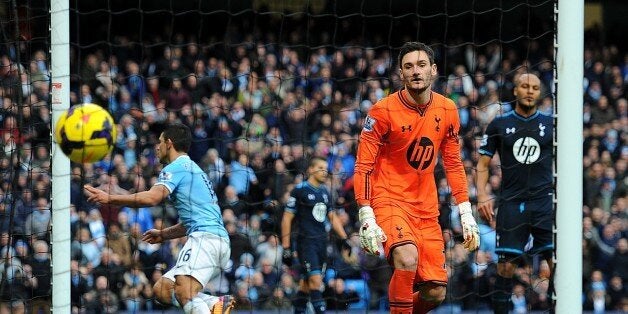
[4,0,564,313]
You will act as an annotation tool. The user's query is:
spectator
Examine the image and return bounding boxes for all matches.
[24,197,51,241]
[82,276,120,313]
[120,262,150,312]
[104,221,133,267]
[261,287,292,311]
[220,185,248,218]
[227,153,258,198]
[323,278,360,310]
[0,246,28,313]
[27,240,51,314]
[71,226,101,268]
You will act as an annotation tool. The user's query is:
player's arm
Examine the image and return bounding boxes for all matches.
[354,106,389,255]
[476,119,498,222]
[281,209,296,266]
[328,211,348,240]
[354,106,388,206]
[329,211,352,254]
[281,210,295,250]
[476,154,494,222]
[84,184,169,207]
[142,222,187,244]
[440,104,469,203]
[441,103,479,251]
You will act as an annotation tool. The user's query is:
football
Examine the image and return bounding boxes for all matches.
[54,103,117,163]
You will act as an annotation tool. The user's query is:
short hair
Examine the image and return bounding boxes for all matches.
[162,123,192,152]
[308,156,327,168]
[398,42,435,67]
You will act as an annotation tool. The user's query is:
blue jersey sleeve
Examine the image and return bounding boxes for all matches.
[285,188,298,214]
[479,119,499,157]
[156,165,183,193]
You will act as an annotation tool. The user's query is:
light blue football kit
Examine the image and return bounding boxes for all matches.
[156,155,231,285]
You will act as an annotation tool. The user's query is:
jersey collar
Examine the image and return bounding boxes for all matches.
[510,109,540,121]
[398,89,432,116]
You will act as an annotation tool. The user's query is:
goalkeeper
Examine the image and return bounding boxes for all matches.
[476,72,553,314]
[354,41,479,314]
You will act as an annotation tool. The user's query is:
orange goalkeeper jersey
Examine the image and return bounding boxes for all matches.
[354,89,469,218]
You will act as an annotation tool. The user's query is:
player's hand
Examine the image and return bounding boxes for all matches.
[476,194,494,222]
[337,238,353,256]
[84,185,111,205]
[358,206,387,255]
[142,229,164,244]
[282,248,293,267]
[458,201,480,251]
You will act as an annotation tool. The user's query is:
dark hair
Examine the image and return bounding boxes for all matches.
[308,156,327,168]
[398,42,435,67]
[162,123,191,152]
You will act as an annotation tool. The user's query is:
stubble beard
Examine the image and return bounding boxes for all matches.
[404,74,432,95]
[516,101,537,115]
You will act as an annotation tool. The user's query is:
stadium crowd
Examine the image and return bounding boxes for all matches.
[0,19,625,314]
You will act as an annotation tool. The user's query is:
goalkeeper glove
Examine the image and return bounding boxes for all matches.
[358,206,387,255]
[458,201,480,251]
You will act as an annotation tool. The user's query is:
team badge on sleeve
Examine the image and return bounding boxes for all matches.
[363,115,376,132]
[159,171,173,182]
[287,196,296,208]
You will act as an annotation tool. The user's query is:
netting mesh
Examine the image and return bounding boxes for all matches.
[1,0,564,312]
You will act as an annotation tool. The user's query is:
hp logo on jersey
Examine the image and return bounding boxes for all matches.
[406,137,435,170]
[513,137,541,164]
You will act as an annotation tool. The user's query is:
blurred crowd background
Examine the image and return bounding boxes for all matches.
[0,1,626,313]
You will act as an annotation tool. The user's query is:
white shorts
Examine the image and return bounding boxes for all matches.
[163,232,231,286]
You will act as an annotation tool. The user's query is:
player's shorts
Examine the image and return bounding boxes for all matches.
[163,232,231,286]
[374,203,447,285]
[297,239,327,279]
[495,195,553,260]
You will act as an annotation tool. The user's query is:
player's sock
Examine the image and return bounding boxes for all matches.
[389,269,415,313]
[492,274,513,314]
[292,290,309,314]
[412,290,442,314]
[182,297,210,314]
[171,290,181,308]
[196,292,220,309]
[310,290,326,314]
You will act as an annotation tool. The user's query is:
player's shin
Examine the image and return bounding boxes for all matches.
[310,290,325,314]
[292,290,309,314]
[389,269,415,313]
[492,274,513,314]
[412,286,445,314]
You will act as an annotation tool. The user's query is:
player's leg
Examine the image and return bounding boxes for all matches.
[412,217,447,314]
[197,233,235,314]
[376,206,418,314]
[412,282,446,314]
[530,195,555,311]
[153,273,178,306]
[174,233,233,313]
[389,243,418,313]
[493,260,518,314]
[293,278,310,314]
[305,244,327,314]
[306,273,325,314]
[293,243,326,314]
[292,246,312,314]
[175,275,205,312]
[493,201,531,314]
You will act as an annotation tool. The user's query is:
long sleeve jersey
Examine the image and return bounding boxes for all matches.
[354,89,469,218]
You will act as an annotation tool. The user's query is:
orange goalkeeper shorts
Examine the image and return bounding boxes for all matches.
[374,203,447,285]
